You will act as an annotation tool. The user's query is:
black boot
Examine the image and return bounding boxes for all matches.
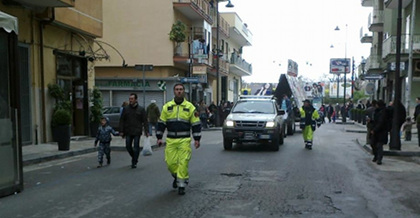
[178,187,185,195]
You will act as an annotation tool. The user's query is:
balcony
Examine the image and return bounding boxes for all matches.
[211,56,229,76]
[360,27,373,43]
[382,34,420,60]
[368,9,384,32]
[173,26,211,66]
[361,0,374,7]
[229,55,252,76]
[384,0,412,9]
[6,0,74,8]
[365,54,383,74]
[221,12,252,46]
[212,14,230,39]
[173,0,213,24]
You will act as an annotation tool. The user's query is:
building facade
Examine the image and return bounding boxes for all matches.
[361,0,420,115]
[95,0,252,109]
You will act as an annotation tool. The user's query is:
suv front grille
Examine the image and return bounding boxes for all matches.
[235,120,266,128]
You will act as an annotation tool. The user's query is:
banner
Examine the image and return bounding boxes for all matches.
[330,58,350,75]
[287,59,298,77]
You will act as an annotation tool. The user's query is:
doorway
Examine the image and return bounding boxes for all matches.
[55,52,88,136]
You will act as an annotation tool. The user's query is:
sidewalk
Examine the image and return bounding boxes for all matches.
[22,127,222,167]
[343,120,420,156]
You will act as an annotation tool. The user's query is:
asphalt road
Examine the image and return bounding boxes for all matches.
[1,123,420,217]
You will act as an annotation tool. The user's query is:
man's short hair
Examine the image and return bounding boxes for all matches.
[371,100,377,106]
[130,93,138,99]
[173,83,185,90]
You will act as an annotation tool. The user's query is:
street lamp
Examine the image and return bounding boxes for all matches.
[334,24,348,123]
[215,0,234,126]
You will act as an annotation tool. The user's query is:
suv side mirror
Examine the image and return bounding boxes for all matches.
[278,109,285,115]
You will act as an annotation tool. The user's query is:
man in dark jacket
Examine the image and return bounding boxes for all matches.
[119,93,149,168]
[370,100,389,165]
[365,100,377,146]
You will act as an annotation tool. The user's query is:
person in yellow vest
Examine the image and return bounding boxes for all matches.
[157,83,201,195]
[299,99,321,150]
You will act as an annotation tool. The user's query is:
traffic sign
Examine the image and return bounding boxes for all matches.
[134,64,154,71]
[180,77,200,83]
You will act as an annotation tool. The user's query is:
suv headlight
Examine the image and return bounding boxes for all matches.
[225,120,235,127]
[265,121,276,128]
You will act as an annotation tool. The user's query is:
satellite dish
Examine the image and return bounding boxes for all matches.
[365,82,375,95]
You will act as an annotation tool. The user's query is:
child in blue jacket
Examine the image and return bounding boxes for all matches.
[95,117,119,168]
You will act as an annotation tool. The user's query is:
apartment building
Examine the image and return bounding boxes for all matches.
[361,0,420,114]
[0,0,103,197]
[95,0,252,109]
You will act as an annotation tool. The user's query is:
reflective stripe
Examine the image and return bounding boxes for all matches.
[167,131,190,138]
[192,133,201,137]
[156,131,164,135]
[167,118,190,124]
[191,121,201,126]
[158,120,166,125]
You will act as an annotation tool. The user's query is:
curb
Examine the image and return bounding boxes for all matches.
[345,129,367,133]
[355,138,420,157]
[23,144,162,167]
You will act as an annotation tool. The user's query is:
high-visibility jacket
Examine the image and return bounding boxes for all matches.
[156,99,201,140]
[299,106,321,128]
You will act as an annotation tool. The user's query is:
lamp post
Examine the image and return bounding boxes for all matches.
[335,24,348,123]
[215,0,234,126]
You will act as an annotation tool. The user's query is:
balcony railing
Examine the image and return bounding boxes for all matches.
[174,0,212,23]
[382,34,420,58]
[360,26,373,43]
[230,54,252,75]
[218,15,230,37]
[368,9,384,32]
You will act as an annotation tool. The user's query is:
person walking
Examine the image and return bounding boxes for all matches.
[299,99,321,150]
[198,100,209,129]
[326,103,333,123]
[370,100,389,165]
[365,100,377,146]
[400,117,413,141]
[157,83,202,195]
[119,93,149,169]
[334,103,341,120]
[414,97,420,146]
[94,117,119,168]
[146,100,161,136]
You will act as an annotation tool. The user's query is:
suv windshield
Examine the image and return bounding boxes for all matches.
[232,101,275,114]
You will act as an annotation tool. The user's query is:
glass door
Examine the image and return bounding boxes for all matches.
[0,31,21,195]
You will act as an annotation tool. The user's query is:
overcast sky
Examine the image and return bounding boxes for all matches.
[220,0,373,82]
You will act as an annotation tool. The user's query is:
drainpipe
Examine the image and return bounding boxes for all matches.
[39,8,55,142]
[406,0,416,116]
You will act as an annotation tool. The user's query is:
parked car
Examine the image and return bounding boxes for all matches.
[222,95,286,151]
[102,106,121,131]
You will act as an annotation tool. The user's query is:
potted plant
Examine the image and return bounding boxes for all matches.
[89,87,103,137]
[48,83,72,151]
[169,20,187,55]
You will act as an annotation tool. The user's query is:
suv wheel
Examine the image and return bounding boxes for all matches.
[279,128,284,145]
[223,138,233,150]
[287,121,295,136]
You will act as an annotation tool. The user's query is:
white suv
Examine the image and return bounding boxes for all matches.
[222,95,286,151]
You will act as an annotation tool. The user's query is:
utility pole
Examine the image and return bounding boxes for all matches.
[390,0,403,150]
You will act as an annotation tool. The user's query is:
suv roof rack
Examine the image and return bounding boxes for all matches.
[238,95,276,100]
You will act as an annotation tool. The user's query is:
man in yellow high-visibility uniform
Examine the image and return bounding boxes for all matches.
[299,99,321,150]
[157,83,201,195]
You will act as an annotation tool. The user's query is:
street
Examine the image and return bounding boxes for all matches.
[1,123,420,218]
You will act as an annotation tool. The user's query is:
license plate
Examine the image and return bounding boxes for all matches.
[244,132,255,140]
[259,134,270,139]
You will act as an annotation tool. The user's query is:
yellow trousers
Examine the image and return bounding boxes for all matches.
[302,125,314,142]
[165,137,192,188]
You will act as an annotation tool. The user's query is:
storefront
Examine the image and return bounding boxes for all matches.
[96,78,180,110]
[0,11,23,197]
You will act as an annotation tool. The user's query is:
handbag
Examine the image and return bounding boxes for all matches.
[141,137,153,156]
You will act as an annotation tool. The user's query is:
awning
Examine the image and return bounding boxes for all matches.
[0,11,18,34]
